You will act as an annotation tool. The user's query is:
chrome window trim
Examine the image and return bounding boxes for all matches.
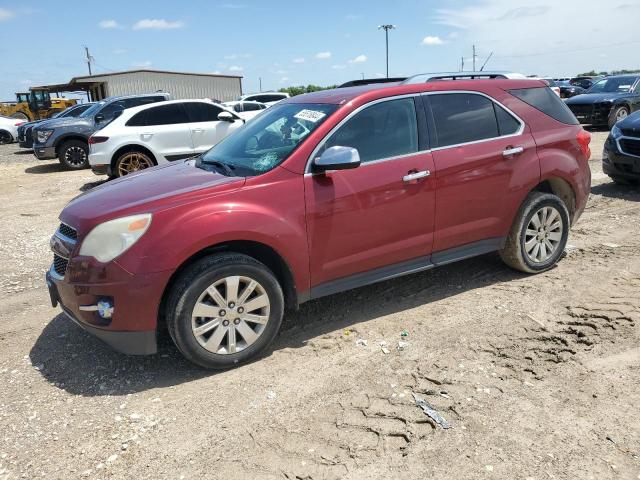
[304,90,526,174]
[424,90,525,152]
[616,136,640,158]
[304,93,422,174]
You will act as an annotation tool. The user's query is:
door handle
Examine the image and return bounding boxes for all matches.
[192,128,205,133]
[402,170,430,182]
[502,146,524,157]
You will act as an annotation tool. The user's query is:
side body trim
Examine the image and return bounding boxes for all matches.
[303,237,505,302]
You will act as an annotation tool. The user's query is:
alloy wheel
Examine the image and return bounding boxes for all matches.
[616,109,628,122]
[0,131,11,144]
[64,146,87,167]
[524,206,563,263]
[191,275,271,354]
[117,152,154,176]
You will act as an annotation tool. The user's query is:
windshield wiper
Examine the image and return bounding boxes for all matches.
[201,158,236,177]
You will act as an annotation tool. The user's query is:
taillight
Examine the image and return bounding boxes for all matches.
[576,129,591,159]
[89,136,109,144]
[15,122,25,126]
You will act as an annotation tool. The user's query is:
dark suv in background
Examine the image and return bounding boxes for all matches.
[18,102,95,149]
[32,93,169,169]
[565,75,640,128]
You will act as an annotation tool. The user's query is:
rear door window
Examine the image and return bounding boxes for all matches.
[509,87,578,125]
[323,97,419,163]
[184,102,224,122]
[144,103,189,126]
[429,93,500,147]
[494,104,521,135]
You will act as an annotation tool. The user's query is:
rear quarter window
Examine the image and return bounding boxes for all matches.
[509,87,578,125]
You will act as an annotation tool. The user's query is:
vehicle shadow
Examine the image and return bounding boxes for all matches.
[24,163,63,174]
[13,149,33,155]
[591,182,640,201]
[30,252,525,397]
[80,179,108,191]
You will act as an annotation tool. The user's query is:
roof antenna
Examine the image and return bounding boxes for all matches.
[480,52,493,71]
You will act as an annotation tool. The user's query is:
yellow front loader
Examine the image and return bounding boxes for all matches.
[0,89,77,121]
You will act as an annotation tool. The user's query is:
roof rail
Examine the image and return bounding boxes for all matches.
[338,77,407,88]
[402,71,527,84]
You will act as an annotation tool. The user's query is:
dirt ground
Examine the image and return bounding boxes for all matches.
[0,132,638,480]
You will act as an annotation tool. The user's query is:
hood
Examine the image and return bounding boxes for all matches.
[617,111,640,131]
[565,92,628,105]
[34,116,92,131]
[60,160,245,233]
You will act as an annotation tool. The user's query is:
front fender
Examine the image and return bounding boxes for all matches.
[116,167,310,292]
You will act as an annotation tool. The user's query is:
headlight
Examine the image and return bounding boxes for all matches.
[610,125,622,138]
[79,214,152,263]
[36,129,53,143]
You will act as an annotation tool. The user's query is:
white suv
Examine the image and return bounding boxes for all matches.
[238,92,289,106]
[88,100,255,177]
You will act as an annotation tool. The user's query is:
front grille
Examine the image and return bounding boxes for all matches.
[58,223,77,240]
[53,254,68,277]
[620,127,640,138]
[619,138,640,157]
[568,104,593,116]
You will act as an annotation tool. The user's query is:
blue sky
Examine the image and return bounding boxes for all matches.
[1,0,639,99]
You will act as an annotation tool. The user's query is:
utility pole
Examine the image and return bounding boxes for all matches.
[461,56,464,71]
[377,24,396,78]
[84,46,93,75]
[472,44,477,71]
[259,77,262,92]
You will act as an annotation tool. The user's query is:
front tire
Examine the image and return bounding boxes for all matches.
[165,253,285,369]
[500,192,570,273]
[58,140,89,170]
[608,106,629,129]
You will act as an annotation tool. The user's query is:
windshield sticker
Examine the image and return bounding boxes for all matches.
[294,109,326,123]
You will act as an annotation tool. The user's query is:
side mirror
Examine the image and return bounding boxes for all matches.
[218,111,235,122]
[314,146,361,172]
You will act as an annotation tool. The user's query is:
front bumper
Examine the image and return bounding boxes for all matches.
[567,103,612,126]
[45,253,172,355]
[33,144,57,160]
[603,136,640,179]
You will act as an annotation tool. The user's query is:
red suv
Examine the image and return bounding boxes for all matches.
[46,79,591,368]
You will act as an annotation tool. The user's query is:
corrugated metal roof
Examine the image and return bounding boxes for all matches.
[71,69,242,82]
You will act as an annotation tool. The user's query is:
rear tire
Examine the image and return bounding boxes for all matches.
[0,130,12,144]
[500,192,570,273]
[58,140,89,170]
[608,106,629,129]
[114,150,155,177]
[165,253,284,369]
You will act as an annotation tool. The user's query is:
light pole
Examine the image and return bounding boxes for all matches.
[378,24,396,78]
